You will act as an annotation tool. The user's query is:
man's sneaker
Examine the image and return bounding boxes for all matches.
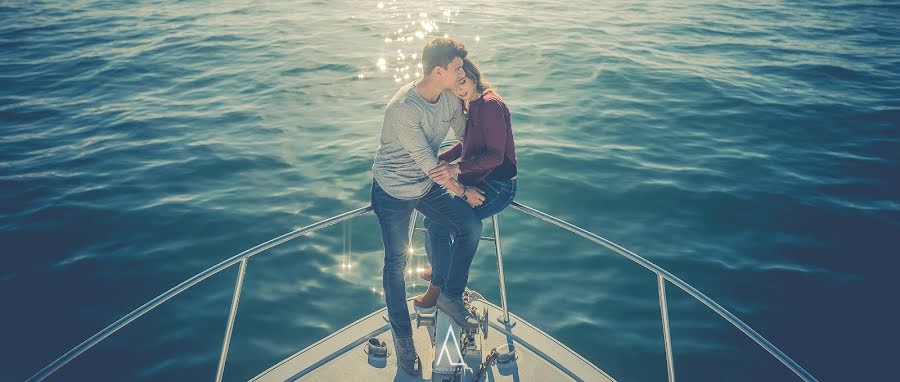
[413,282,440,312]
[436,293,479,330]
[392,336,422,376]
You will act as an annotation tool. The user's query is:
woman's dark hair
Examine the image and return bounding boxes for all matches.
[462,57,496,96]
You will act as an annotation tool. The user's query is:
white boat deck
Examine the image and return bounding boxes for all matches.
[250,297,616,382]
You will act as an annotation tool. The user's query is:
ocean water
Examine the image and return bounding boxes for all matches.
[2,0,898,381]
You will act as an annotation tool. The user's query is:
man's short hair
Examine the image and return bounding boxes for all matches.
[422,37,467,75]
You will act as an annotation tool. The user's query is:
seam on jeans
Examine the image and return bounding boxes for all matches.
[486,179,514,195]
[482,180,500,195]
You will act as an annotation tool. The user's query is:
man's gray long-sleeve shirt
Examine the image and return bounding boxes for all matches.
[373,80,466,199]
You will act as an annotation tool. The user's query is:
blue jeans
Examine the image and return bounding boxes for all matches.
[423,178,517,298]
[371,180,483,339]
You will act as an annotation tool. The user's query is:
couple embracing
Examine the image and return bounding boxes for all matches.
[370,37,519,376]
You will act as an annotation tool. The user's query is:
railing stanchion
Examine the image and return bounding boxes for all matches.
[492,214,513,325]
[215,258,248,382]
[407,210,418,250]
[407,210,420,278]
[658,273,676,382]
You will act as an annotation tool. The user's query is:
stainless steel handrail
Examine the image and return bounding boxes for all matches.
[27,200,817,382]
[27,206,373,382]
[658,273,676,382]
[491,214,513,325]
[508,201,818,382]
[215,257,248,382]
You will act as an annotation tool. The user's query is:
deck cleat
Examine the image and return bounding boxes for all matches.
[363,337,389,368]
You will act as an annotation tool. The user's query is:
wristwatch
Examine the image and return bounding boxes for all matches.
[461,186,468,201]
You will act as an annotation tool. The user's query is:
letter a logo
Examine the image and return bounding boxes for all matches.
[435,325,472,375]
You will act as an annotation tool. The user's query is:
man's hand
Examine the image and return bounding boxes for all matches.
[427,160,448,184]
[428,162,460,184]
[463,187,485,208]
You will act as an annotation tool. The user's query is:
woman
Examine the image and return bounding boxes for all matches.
[414,57,519,310]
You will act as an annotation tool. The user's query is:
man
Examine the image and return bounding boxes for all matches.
[371,37,486,376]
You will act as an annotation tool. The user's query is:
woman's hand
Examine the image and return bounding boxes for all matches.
[463,186,485,208]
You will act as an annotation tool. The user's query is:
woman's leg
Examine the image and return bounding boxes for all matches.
[418,179,517,286]
[472,178,517,220]
[423,216,452,289]
[415,186,483,300]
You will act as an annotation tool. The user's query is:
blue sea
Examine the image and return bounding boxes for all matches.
[2,0,898,381]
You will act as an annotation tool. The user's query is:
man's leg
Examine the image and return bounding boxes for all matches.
[371,181,417,339]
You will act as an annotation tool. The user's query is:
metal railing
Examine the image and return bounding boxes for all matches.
[27,201,818,382]
[26,206,372,382]
[507,201,818,382]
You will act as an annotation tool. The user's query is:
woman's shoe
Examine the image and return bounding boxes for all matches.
[413,282,440,312]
